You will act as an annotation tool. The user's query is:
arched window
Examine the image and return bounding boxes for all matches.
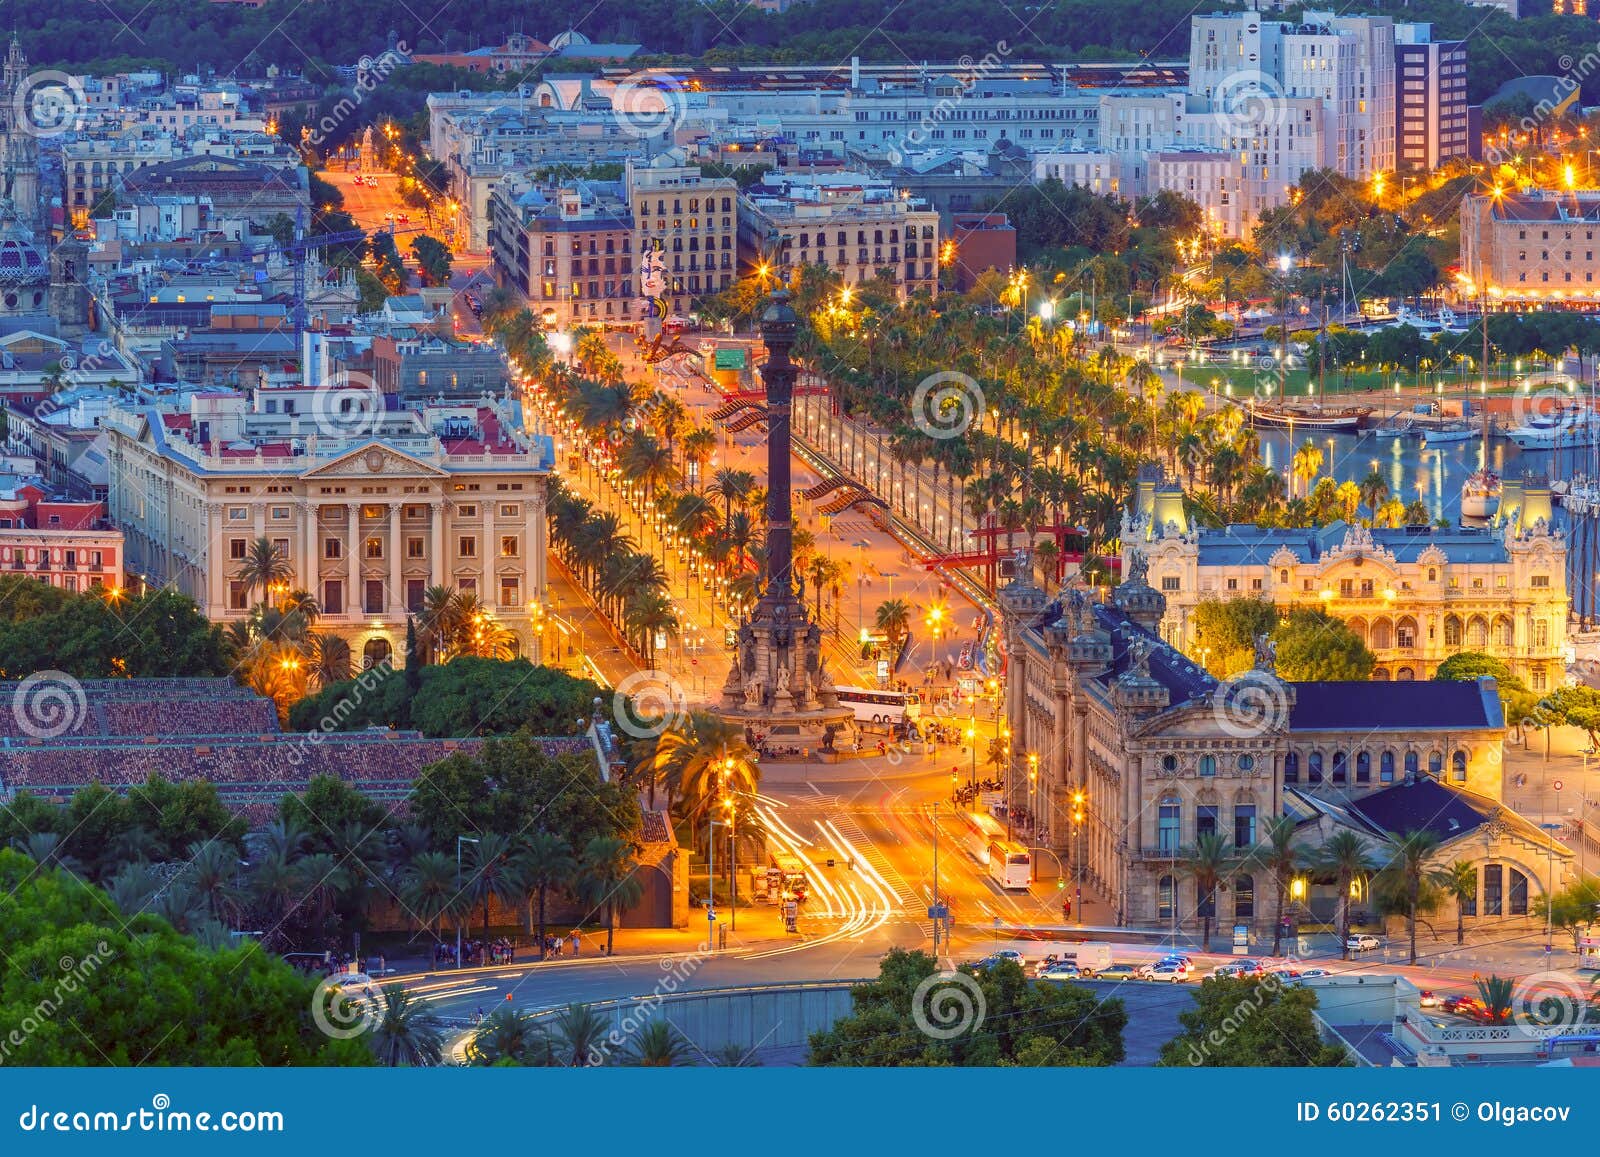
[1157,795,1180,853]
[1405,751,1420,777]
[1308,752,1324,784]
[1493,616,1514,647]
[1370,619,1392,649]
[1466,616,1488,648]
[1238,753,1255,773]
[1380,750,1396,783]
[1428,751,1444,778]
[1444,615,1462,648]
[362,637,391,670]
[1509,869,1529,916]
[1332,751,1348,784]
[1427,567,1437,582]
[1396,666,1415,681]
[1356,752,1371,784]
[1199,755,1216,777]
[1535,619,1550,648]
[1234,873,1255,920]
[1452,750,1467,782]
[1279,568,1288,584]
[1283,752,1299,783]
[1158,875,1175,920]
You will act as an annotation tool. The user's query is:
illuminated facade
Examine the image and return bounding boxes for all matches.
[1461,190,1600,301]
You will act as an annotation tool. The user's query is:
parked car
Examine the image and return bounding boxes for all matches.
[1153,954,1194,968]
[1140,960,1193,982]
[1211,959,1264,979]
[1264,966,1301,980]
[1094,962,1141,981]
[1297,968,1333,979]
[975,949,1024,970]
[1346,934,1381,952]
[1038,963,1083,982]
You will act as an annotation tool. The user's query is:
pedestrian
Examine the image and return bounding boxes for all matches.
[570,930,581,956]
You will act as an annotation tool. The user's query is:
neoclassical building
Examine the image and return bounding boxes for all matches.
[105,383,554,667]
[1123,473,1569,689]
[999,566,1572,935]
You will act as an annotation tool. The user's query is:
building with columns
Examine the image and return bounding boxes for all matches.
[998,565,1571,937]
[1122,473,1570,689]
[104,385,554,668]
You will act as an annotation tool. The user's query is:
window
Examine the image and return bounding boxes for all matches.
[271,506,290,520]
[1332,751,1348,784]
[1428,751,1443,778]
[1509,869,1529,916]
[1197,805,1218,839]
[365,536,383,559]
[1351,752,1369,784]
[1157,798,1180,853]
[1405,751,1419,777]
[406,579,425,613]
[1535,620,1550,648]
[407,537,425,559]
[1532,574,1549,587]
[459,504,476,518]
[500,535,519,558]
[1199,755,1216,777]
[1161,754,1177,773]
[1238,754,1255,773]
[500,504,519,518]
[1452,750,1467,782]
[1158,875,1175,920]
[1482,864,1503,916]
[1161,576,1180,591]
[1234,805,1256,847]
[1444,616,1461,647]
[364,580,384,615]
[229,538,247,560]
[322,580,343,615]
[1233,873,1255,920]
[1308,752,1324,784]
[324,539,342,560]
[458,536,476,558]
[228,580,249,611]
[1380,751,1395,783]
[1283,752,1299,783]
[499,577,519,607]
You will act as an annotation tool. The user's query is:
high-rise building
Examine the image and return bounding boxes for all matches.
[1394,24,1472,172]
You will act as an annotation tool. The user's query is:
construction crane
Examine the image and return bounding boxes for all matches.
[239,210,422,337]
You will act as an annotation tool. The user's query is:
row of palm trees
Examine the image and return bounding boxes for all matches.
[1175,820,1477,964]
[624,710,759,825]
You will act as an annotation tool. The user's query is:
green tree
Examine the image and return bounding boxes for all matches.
[622,1020,695,1066]
[1535,876,1600,955]
[365,985,446,1066]
[809,950,1126,1067]
[513,832,577,959]
[410,234,452,287]
[1380,829,1444,965]
[1317,831,1376,959]
[1249,815,1306,958]
[1273,608,1375,681]
[1180,833,1234,952]
[1188,596,1278,678]
[1159,976,1347,1066]
[576,835,645,955]
[1440,860,1478,948]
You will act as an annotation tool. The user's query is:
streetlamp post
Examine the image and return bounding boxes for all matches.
[455,834,479,969]
[708,818,725,953]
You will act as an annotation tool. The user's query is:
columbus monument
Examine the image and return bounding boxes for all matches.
[718,290,856,750]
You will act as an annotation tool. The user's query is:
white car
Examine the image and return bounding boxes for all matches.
[1140,960,1192,982]
[1346,935,1381,952]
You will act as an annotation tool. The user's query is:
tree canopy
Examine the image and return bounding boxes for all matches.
[1272,608,1375,682]
[0,579,227,680]
[1159,976,1347,1067]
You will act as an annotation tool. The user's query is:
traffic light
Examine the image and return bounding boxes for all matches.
[1056,878,1065,890]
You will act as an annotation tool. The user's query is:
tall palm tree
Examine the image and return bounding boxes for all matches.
[711,467,756,525]
[1386,829,1444,965]
[463,833,521,938]
[1440,860,1477,948]
[417,585,464,661]
[1180,833,1234,951]
[875,598,912,651]
[233,537,294,608]
[1250,816,1305,958]
[401,850,460,940]
[514,833,577,958]
[576,835,645,955]
[1290,439,1324,499]
[367,985,446,1067]
[471,1005,540,1065]
[1317,831,1375,959]
[183,840,245,928]
[624,588,679,665]
[546,1003,609,1067]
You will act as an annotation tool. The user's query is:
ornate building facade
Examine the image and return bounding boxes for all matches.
[999,563,1572,935]
[1123,473,1569,689]
[105,385,554,667]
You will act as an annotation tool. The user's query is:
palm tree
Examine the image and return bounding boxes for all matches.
[1251,816,1305,958]
[623,1020,694,1066]
[546,1003,609,1067]
[1357,469,1389,519]
[711,467,756,525]
[576,835,644,955]
[1180,833,1234,951]
[463,833,521,939]
[1440,860,1477,947]
[367,985,446,1066]
[1317,831,1375,959]
[1386,829,1444,964]
[309,632,352,686]
[233,537,294,607]
[874,598,912,652]
[1474,975,1515,1025]
[1290,439,1324,499]
[471,1005,539,1065]
[105,861,163,916]
[14,831,82,875]
[402,850,460,940]
[514,833,577,958]
[648,711,760,821]
[183,840,245,927]
[417,585,464,661]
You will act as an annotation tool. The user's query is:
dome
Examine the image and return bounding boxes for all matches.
[549,28,590,49]
[0,210,46,289]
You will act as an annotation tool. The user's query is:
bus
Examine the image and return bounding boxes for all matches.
[987,840,1032,890]
[833,685,921,727]
[959,810,1008,866]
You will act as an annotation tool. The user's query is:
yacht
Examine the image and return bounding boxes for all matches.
[1421,422,1474,446]
[1506,410,1600,450]
[1461,469,1501,520]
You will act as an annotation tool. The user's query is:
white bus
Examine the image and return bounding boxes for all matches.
[833,685,921,726]
[960,811,1008,865]
[987,840,1032,890]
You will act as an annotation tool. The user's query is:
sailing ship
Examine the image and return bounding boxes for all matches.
[1421,421,1474,446]
[1244,400,1371,432]
[1459,305,1500,522]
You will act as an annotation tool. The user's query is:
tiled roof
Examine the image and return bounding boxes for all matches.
[1191,522,1512,567]
[1288,678,1502,732]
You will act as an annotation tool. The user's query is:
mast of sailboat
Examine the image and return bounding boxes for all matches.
[1480,284,1490,473]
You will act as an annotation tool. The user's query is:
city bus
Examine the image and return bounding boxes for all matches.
[987,840,1032,890]
[959,810,1008,865]
[833,685,921,727]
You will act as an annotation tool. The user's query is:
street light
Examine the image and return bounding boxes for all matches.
[455,835,480,969]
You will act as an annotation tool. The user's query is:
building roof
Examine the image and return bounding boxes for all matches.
[1288,678,1503,732]
[1191,521,1511,567]
[1345,776,1491,842]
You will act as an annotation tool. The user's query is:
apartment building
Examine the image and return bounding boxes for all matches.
[627,156,739,319]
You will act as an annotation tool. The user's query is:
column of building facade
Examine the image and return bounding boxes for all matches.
[387,501,404,618]
[482,497,496,606]
[429,499,446,588]
[298,500,317,597]
[345,502,362,618]
[526,488,546,664]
